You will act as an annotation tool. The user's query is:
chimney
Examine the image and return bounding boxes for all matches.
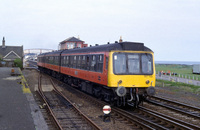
[2,37,5,48]
[119,36,123,43]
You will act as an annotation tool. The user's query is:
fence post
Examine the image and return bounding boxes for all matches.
[162,82,164,87]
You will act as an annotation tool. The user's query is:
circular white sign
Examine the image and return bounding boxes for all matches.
[103,105,111,114]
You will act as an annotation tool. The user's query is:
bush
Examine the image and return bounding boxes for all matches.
[14,58,23,69]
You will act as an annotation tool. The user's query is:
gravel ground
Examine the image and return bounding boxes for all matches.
[155,85,200,107]
[55,81,134,130]
[23,69,134,129]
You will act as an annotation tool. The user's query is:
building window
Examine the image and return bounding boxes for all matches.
[78,44,81,48]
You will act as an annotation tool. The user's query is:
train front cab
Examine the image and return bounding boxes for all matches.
[107,50,156,107]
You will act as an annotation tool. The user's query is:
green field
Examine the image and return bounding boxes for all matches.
[155,64,200,80]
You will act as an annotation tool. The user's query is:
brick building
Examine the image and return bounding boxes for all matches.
[59,36,88,50]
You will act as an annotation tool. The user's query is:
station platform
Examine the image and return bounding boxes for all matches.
[0,67,48,130]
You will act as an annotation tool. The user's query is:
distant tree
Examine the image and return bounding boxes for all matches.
[14,58,23,69]
[0,55,3,61]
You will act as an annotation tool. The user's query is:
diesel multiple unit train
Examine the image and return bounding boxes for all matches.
[37,41,156,107]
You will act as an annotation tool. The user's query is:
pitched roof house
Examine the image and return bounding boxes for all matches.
[59,36,88,50]
[0,37,23,66]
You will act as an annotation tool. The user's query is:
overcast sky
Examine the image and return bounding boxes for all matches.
[0,0,200,61]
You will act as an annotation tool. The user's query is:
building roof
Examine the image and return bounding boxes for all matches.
[0,46,23,59]
[60,37,83,44]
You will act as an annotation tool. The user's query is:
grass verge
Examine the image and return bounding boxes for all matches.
[156,79,200,94]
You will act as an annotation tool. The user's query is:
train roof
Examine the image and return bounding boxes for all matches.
[38,50,63,56]
[62,42,153,54]
[38,42,153,57]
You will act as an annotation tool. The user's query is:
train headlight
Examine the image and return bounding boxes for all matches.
[146,80,150,84]
[116,86,127,97]
[146,86,155,96]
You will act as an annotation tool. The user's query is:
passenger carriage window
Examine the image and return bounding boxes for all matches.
[97,55,103,72]
[86,55,90,70]
[90,55,96,71]
[55,56,58,65]
[57,56,59,65]
[49,56,53,64]
[66,56,69,67]
[46,57,49,63]
[73,56,77,68]
[63,56,65,66]
[61,56,64,66]
[69,56,73,68]
[53,56,55,65]
[81,56,86,70]
[77,56,81,69]
[52,56,55,65]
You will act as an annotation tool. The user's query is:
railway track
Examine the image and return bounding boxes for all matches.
[37,73,100,130]
[143,95,200,129]
[50,76,199,129]
[146,95,200,119]
[138,106,200,129]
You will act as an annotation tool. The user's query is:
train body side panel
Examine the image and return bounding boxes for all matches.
[60,67,108,86]
[45,63,60,72]
[37,62,44,67]
[60,52,109,86]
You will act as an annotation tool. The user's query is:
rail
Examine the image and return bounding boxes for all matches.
[146,96,200,119]
[38,73,101,130]
[51,77,195,129]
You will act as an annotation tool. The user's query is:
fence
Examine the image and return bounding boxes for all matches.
[156,72,200,86]
[156,71,200,81]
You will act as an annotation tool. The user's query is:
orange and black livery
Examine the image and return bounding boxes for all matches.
[37,41,156,107]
